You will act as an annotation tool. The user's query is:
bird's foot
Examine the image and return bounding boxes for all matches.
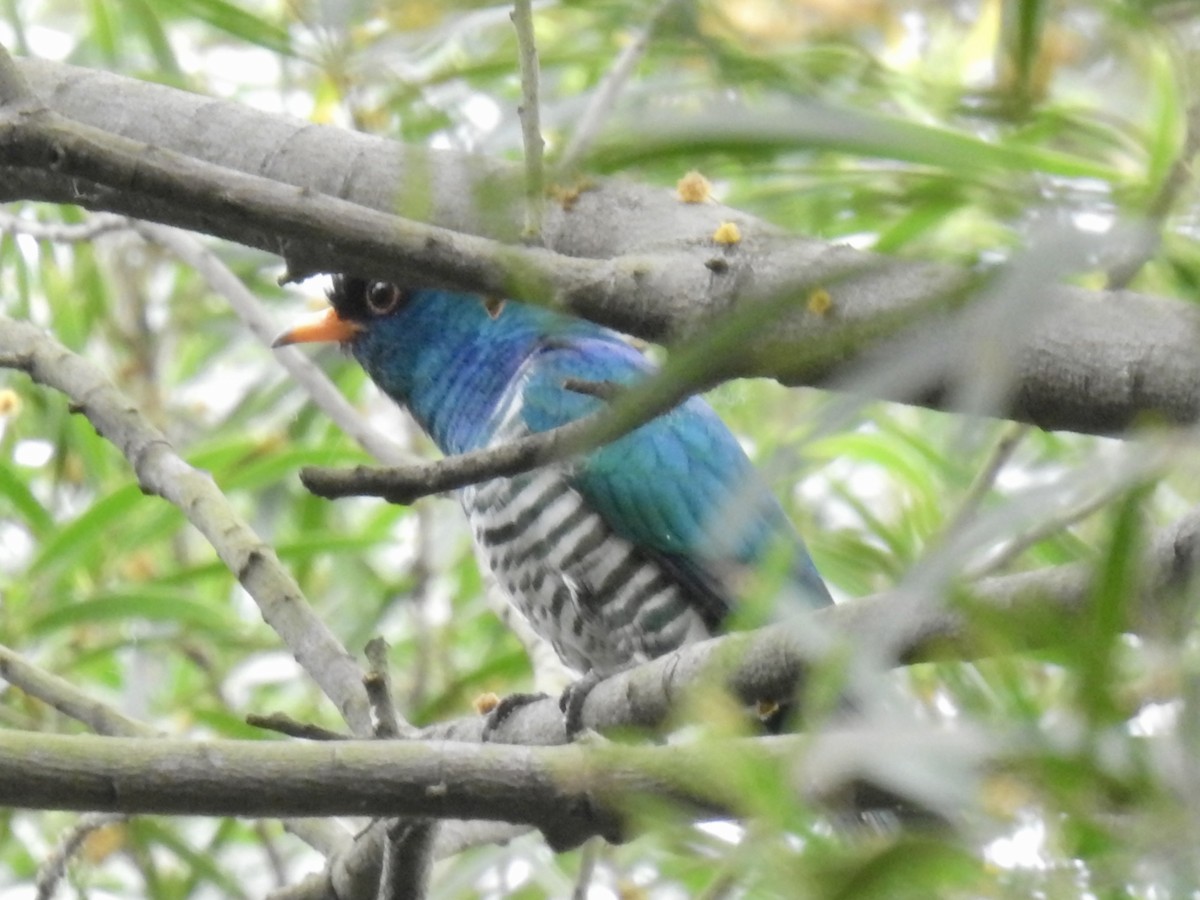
[478,691,549,742]
[559,671,607,740]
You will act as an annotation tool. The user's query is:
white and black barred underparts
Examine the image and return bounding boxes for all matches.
[459,369,713,674]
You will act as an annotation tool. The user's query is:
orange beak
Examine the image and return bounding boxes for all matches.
[272,307,363,348]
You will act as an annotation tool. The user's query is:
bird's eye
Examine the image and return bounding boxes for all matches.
[365,282,405,316]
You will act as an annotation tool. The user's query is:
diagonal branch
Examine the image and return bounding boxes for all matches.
[0,208,128,242]
[35,813,125,900]
[0,642,154,738]
[0,315,374,736]
[299,390,661,504]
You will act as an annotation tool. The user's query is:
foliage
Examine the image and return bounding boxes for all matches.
[2,0,1200,897]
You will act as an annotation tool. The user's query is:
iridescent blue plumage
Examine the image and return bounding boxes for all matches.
[326,278,831,673]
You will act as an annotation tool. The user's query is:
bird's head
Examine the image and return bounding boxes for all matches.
[273,277,546,451]
[273,274,400,339]
[274,276,461,404]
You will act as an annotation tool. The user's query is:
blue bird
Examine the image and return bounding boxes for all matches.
[276,278,831,694]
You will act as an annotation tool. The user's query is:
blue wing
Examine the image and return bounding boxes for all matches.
[518,334,831,628]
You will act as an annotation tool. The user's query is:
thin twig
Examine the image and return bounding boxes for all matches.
[941,423,1030,536]
[406,499,438,712]
[0,209,129,242]
[0,642,153,737]
[557,0,678,173]
[1099,7,1200,289]
[301,396,653,503]
[299,353,700,504]
[695,872,740,900]
[364,638,414,739]
[246,712,351,742]
[254,821,290,890]
[511,0,545,242]
[35,813,126,900]
[965,487,1116,579]
[364,636,430,896]
[571,838,601,900]
[561,377,624,401]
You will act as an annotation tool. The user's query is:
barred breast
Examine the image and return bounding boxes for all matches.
[458,370,713,674]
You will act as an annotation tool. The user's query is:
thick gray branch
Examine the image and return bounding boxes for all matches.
[5,59,1200,436]
[0,726,992,852]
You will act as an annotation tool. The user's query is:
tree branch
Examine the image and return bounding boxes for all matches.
[0,646,354,862]
[0,72,596,305]
[0,208,128,242]
[0,642,153,738]
[377,819,433,900]
[1104,91,1200,289]
[364,638,413,740]
[299,381,671,503]
[7,59,1200,436]
[0,316,374,736]
[0,726,991,851]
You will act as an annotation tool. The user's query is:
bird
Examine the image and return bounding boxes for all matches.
[275,277,832,724]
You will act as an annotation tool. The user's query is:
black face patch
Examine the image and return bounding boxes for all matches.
[327,276,370,321]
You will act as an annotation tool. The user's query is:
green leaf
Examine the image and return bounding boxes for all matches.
[1076,487,1147,724]
[157,0,292,56]
[587,106,1123,182]
[123,0,185,80]
[0,461,53,537]
[28,483,144,577]
[821,837,981,899]
[28,587,237,636]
